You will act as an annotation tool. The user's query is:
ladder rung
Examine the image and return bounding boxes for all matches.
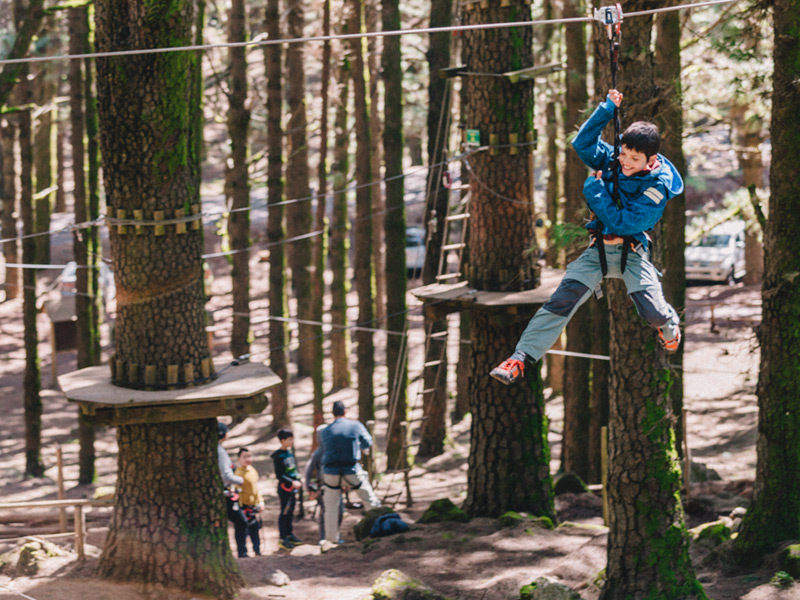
[421,388,438,394]
[403,442,421,449]
[435,273,461,281]
[449,183,471,191]
[445,213,470,222]
[429,331,448,338]
[441,243,466,251]
[423,360,443,368]
[409,415,430,422]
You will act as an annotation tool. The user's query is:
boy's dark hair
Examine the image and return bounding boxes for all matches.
[332,401,346,417]
[621,121,660,158]
[238,447,249,457]
[277,428,294,440]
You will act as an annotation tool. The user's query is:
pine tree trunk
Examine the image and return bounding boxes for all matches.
[0,0,44,110]
[228,0,251,359]
[560,0,591,481]
[418,0,452,455]
[598,9,704,598]
[20,77,44,477]
[69,5,99,485]
[734,0,800,560]
[94,0,242,594]
[461,1,552,519]
[382,0,407,471]
[465,311,554,519]
[311,0,332,431]
[285,0,315,379]
[366,2,386,329]
[729,102,765,285]
[348,0,375,422]
[33,17,57,266]
[1,116,19,301]
[654,9,687,458]
[587,294,609,484]
[265,0,291,429]
[329,46,351,391]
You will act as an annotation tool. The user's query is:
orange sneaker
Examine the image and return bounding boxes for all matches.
[490,357,525,385]
[658,327,681,354]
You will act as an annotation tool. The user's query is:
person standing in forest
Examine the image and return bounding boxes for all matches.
[319,401,381,551]
[217,422,247,535]
[271,428,303,551]
[233,447,263,557]
[490,89,683,385]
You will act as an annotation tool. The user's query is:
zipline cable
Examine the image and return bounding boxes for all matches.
[0,0,740,67]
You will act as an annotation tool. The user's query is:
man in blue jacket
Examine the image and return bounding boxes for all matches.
[319,401,381,550]
[491,89,682,385]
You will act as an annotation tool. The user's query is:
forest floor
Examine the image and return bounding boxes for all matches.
[0,193,794,600]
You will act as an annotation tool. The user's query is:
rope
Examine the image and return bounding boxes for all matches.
[0,0,740,67]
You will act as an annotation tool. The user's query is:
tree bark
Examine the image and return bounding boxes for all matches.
[33,16,58,266]
[1,116,19,301]
[329,42,351,391]
[19,76,43,477]
[285,0,315,379]
[733,0,800,561]
[311,0,332,431]
[94,0,242,594]
[348,0,375,423]
[69,4,99,485]
[418,0,452,455]
[655,9,687,458]
[0,0,44,110]
[265,0,291,429]
[596,8,705,598]
[228,0,251,359]
[461,1,552,519]
[382,0,408,470]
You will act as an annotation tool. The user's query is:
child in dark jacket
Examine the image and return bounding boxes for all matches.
[271,428,303,551]
[491,89,682,385]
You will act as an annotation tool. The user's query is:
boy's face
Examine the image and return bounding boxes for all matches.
[239,450,252,467]
[618,145,651,177]
[280,436,293,449]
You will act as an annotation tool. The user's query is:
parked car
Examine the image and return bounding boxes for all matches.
[406,226,426,278]
[685,220,746,284]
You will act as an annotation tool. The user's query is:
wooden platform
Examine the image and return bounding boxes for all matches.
[412,267,564,319]
[59,361,281,426]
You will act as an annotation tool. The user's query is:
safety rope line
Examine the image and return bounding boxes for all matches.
[0,0,740,68]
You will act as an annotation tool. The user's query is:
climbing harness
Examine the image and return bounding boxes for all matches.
[590,4,626,277]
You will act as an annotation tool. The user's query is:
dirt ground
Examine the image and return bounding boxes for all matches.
[0,201,796,600]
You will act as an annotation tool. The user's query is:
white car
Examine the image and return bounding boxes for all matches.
[405,226,426,278]
[685,221,746,284]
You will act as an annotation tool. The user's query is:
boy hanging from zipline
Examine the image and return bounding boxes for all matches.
[490,88,683,385]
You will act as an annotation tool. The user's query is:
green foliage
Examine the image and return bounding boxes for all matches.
[519,582,537,600]
[550,222,589,254]
[770,571,795,589]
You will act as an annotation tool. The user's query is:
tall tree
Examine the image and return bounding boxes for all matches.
[597,7,705,598]
[33,15,58,265]
[69,4,101,485]
[461,2,553,519]
[1,116,19,301]
[227,0,251,359]
[285,0,315,379]
[18,68,43,477]
[329,38,352,391]
[94,0,242,594]
[655,8,688,457]
[265,0,291,429]
[733,0,800,562]
[348,0,375,422]
[417,0,452,457]
[366,1,386,329]
[0,0,44,109]
[560,0,592,481]
[382,0,407,471]
[311,0,332,430]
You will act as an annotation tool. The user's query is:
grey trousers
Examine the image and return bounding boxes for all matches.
[516,243,680,361]
[321,465,381,544]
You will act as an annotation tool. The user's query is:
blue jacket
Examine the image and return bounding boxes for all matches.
[571,94,684,248]
[320,417,373,475]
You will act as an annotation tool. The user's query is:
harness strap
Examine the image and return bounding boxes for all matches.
[589,231,609,276]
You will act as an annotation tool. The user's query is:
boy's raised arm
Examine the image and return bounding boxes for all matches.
[571,91,621,171]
